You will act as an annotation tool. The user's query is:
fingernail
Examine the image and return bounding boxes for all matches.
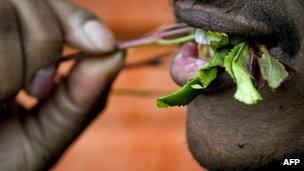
[28,65,57,98]
[83,20,117,52]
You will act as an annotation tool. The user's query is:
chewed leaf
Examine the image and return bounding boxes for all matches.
[234,44,262,104]
[199,68,218,88]
[233,62,263,104]
[202,49,229,69]
[156,76,203,108]
[207,31,229,50]
[258,51,289,89]
[224,42,247,81]
[225,43,262,104]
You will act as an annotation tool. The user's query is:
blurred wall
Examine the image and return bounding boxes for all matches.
[73,0,176,39]
[53,0,204,171]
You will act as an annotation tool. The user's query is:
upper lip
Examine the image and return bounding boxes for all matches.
[173,0,273,37]
[173,0,299,64]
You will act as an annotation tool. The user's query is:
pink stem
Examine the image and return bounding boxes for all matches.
[156,27,192,39]
[59,24,192,63]
[118,36,156,49]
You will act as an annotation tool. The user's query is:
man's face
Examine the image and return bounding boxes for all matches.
[172,0,304,170]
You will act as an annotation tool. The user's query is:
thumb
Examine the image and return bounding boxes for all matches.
[26,52,124,165]
[46,0,116,53]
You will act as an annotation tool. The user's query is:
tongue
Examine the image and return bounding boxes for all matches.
[170,42,207,86]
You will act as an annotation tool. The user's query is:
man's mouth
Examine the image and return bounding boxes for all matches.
[170,35,235,90]
[170,0,296,90]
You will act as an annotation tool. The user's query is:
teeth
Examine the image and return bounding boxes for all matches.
[197,44,209,59]
[195,28,222,45]
[209,47,215,57]
[195,28,208,44]
[195,28,215,59]
[197,44,215,60]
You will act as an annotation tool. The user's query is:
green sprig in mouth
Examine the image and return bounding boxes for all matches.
[157,28,292,108]
[60,23,294,108]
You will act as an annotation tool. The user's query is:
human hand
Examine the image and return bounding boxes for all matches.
[0,0,124,170]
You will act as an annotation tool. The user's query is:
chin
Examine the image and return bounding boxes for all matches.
[187,91,304,171]
[171,0,304,170]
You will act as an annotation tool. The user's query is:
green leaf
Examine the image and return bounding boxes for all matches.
[207,31,229,49]
[257,46,289,89]
[156,76,203,108]
[233,62,263,104]
[224,42,247,80]
[202,49,229,69]
[198,49,227,89]
[199,67,218,88]
[224,43,262,104]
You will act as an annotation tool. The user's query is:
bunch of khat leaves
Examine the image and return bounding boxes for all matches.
[157,29,290,108]
[60,23,290,108]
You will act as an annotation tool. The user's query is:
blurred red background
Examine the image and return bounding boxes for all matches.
[52,0,204,170]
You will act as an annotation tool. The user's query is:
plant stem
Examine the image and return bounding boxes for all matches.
[118,36,155,49]
[155,34,195,45]
[59,24,194,63]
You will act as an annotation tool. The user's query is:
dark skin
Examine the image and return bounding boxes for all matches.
[173,0,304,170]
[0,0,124,170]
